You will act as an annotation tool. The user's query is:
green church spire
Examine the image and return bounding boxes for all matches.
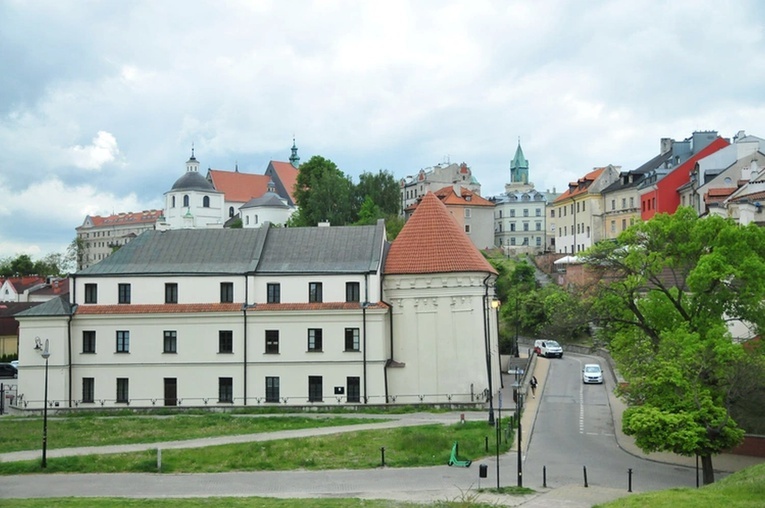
[289,137,300,168]
[510,138,529,184]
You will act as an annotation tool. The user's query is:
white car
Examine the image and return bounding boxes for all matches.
[582,364,603,384]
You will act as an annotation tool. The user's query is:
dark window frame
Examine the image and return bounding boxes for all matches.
[82,330,96,354]
[265,376,280,403]
[347,376,361,403]
[345,328,360,352]
[265,330,279,354]
[218,377,233,403]
[163,330,177,353]
[116,378,129,403]
[84,283,97,304]
[165,283,178,304]
[308,329,323,352]
[267,283,281,303]
[116,330,130,353]
[308,376,323,402]
[345,282,360,303]
[308,282,323,303]
[218,330,233,353]
[118,283,131,304]
[220,282,234,303]
[82,377,95,403]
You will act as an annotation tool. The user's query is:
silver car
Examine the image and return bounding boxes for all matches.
[582,364,603,384]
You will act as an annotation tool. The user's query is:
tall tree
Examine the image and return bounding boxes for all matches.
[292,156,355,226]
[355,170,401,216]
[586,207,765,484]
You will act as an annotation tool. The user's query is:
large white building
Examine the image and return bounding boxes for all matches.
[16,193,500,411]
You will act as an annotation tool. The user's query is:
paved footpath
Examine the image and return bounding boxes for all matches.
[0,355,762,506]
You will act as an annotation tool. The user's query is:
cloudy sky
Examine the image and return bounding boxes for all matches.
[1,0,764,261]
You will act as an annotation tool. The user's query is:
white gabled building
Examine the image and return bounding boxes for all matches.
[16,200,500,411]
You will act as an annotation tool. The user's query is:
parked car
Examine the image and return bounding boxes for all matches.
[0,363,17,379]
[582,364,603,384]
[534,339,563,358]
[10,360,18,369]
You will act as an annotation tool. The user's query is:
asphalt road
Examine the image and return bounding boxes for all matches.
[523,353,701,492]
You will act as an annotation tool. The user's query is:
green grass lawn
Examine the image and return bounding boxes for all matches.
[0,421,509,475]
[594,462,765,508]
[0,414,383,452]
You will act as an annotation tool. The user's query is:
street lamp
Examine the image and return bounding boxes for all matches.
[34,337,50,468]
[514,296,520,357]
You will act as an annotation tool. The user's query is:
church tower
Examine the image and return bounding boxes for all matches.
[289,137,300,168]
[510,139,529,184]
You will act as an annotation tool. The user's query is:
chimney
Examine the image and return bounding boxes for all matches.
[660,138,673,154]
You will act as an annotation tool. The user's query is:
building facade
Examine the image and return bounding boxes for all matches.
[400,162,481,215]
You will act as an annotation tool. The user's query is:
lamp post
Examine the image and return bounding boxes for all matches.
[34,337,50,468]
[517,391,523,487]
[514,296,520,357]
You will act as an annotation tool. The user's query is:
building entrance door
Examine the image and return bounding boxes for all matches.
[164,378,177,406]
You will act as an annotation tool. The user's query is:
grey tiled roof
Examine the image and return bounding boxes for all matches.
[256,221,386,274]
[78,229,267,275]
[14,296,74,317]
[76,221,386,276]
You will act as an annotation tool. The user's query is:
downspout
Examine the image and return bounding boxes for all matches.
[483,274,495,425]
[243,274,249,406]
[572,198,577,254]
[380,275,393,404]
[69,274,78,408]
[362,302,368,404]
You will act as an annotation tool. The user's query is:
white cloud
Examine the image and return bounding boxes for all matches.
[68,131,121,170]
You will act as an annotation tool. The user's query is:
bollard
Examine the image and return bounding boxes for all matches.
[583,465,588,488]
[381,446,385,467]
[485,436,489,452]
[460,413,465,424]
[628,468,632,492]
[157,448,162,472]
[543,465,547,488]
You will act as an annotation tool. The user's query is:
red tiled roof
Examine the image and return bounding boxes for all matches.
[433,186,494,206]
[554,168,605,203]
[30,278,70,296]
[208,169,271,203]
[251,302,388,311]
[2,276,46,293]
[384,192,497,275]
[87,210,163,228]
[77,303,243,315]
[75,302,387,314]
[269,161,298,203]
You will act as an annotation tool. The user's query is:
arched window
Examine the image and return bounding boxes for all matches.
[229,207,234,218]
[245,215,250,225]
[171,196,176,208]
[183,195,190,207]
[203,196,210,208]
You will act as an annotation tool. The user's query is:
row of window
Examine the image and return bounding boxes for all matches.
[551,200,587,218]
[502,237,542,246]
[85,281,362,305]
[170,195,211,208]
[83,376,361,403]
[557,225,591,238]
[610,197,636,211]
[496,208,543,219]
[82,328,362,354]
[497,221,543,233]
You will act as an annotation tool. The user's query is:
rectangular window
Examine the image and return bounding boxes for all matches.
[266,376,280,403]
[621,198,627,209]
[510,237,516,246]
[308,376,323,402]
[163,330,177,353]
[118,283,131,304]
[630,197,634,208]
[535,222,542,231]
[84,283,97,304]
[465,224,471,233]
[345,282,360,303]
[510,209,515,217]
[220,282,234,303]
[523,208,529,217]
[116,378,129,403]
[535,208,541,217]
[219,330,233,353]
[523,223,529,231]
[218,377,233,403]
[611,220,616,233]
[464,208,471,218]
[165,283,178,304]
[582,201,586,211]
[116,331,130,353]
[309,282,323,303]
[510,223,516,232]
[83,331,96,353]
[622,219,627,230]
[265,330,279,354]
[82,378,94,403]
[308,329,323,352]
[347,377,361,403]
[345,328,360,351]
[267,283,280,303]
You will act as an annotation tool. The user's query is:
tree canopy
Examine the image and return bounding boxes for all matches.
[586,207,765,484]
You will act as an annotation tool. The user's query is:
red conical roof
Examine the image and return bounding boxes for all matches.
[384,192,497,275]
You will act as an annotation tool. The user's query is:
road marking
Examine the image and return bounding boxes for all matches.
[579,379,584,434]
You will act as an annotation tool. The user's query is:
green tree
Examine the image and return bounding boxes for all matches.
[355,170,401,216]
[292,156,355,226]
[33,253,64,277]
[65,237,85,273]
[356,196,384,225]
[384,215,405,241]
[10,254,34,275]
[586,207,765,484]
